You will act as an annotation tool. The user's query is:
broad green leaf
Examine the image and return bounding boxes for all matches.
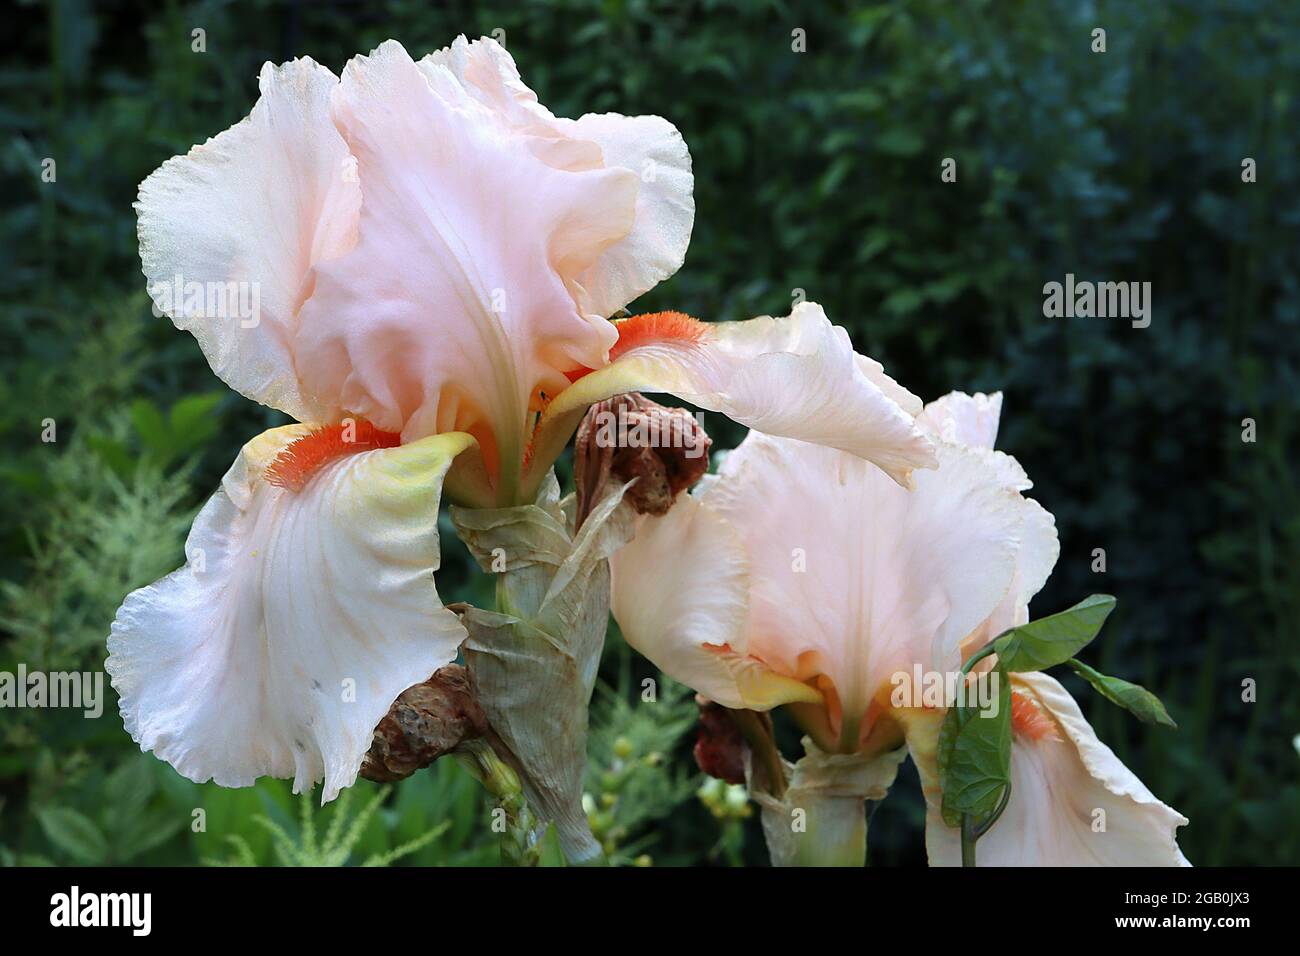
[939,668,1011,827]
[1068,659,1177,728]
[167,392,223,453]
[992,594,1117,672]
[36,806,109,864]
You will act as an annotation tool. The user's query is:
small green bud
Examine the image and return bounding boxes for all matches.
[613,736,634,760]
[723,784,750,815]
[697,777,725,806]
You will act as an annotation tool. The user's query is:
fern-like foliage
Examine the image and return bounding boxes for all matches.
[205,786,449,867]
[583,673,700,865]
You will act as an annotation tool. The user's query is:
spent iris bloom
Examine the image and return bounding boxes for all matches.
[106,36,937,808]
[611,391,1188,865]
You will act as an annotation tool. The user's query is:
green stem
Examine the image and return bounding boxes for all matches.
[961,642,999,677]
[790,793,869,867]
[961,814,978,867]
[454,739,546,866]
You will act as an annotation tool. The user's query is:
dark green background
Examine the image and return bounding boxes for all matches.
[2,0,1297,865]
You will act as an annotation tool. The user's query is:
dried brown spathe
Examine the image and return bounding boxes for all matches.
[574,392,711,527]
[360,665,487,782]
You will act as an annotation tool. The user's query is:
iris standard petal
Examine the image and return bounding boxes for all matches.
[136,57,360,421]
[423,36,694,319]
[611,431,1022,744]
[291,40,643,490]
[697,433,1023,742]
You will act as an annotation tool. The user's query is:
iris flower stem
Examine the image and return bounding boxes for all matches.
[453,739,542,865]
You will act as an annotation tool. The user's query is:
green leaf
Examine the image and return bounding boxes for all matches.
[876,128,925,156]
[86,434,134,478]
[36,807,109,864]
[114,811,186,863]
[533,823,568,867]
[1068,659,1177,728]
[103,755,155,836]
[992,594,1117,672]
[129,399,170,457]
[938,668,1012,827]
[167,392,223,453]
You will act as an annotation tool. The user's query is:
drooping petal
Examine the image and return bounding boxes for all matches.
[910,673,1189,865]
[136,58,360,421]
[610,494,823,710]
[291,40,646,490]
[857,354,924,417]
[537,302,938,490]
[106,425,475,801]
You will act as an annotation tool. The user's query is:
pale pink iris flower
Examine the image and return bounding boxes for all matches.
[612,391,1189,864]
[106,37,937,801]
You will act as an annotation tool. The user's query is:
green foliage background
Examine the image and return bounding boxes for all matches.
[2,0,1298,865]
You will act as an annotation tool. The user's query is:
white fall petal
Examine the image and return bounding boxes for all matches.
[106,426,474,801]
[909,673,1191,866]
[543,302,939,489]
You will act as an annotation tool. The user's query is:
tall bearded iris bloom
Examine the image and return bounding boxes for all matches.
[611,391,1188,865]
[106,34,938,837]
